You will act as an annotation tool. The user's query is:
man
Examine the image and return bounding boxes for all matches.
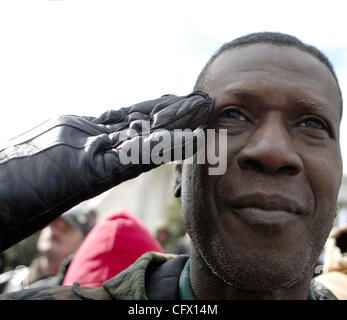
[176,33,342,300]
[0,31,343,299]
[0,206,93,293]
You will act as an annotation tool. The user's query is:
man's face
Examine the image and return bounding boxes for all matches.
[181,44,343,290]
[37,218,84,260]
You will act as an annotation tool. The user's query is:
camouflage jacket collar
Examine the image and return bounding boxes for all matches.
[102,252,337,300]
[102,252,188,300]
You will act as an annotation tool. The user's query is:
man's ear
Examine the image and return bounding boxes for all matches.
[174,163,182,198]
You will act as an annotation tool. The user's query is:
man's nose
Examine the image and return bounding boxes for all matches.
[237,118,303,175]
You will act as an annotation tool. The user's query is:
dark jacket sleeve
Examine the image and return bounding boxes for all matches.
[0,92,213,251]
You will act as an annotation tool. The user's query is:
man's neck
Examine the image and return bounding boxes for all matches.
[189,248,313,300]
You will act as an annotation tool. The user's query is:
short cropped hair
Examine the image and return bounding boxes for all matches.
[194,32,343,116]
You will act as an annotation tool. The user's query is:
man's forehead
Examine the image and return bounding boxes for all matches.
[204,43,341,117]
[207,44,334,83]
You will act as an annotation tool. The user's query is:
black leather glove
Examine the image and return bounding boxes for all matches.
[0,92,213,251]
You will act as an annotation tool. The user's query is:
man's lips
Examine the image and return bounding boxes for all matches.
[231,193,304,215]
[226,193,305,232]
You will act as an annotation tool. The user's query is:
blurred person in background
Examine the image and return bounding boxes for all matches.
[155,224,172,253]
[0,205,94,293]
[314,225,347,299]
[88,210,97,227]
[62,210,163,287]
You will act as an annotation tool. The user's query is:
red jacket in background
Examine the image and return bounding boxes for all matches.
[62,210,163,287]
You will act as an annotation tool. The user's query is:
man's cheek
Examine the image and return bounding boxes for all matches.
[321,152,342,196]
[306,151,342,212]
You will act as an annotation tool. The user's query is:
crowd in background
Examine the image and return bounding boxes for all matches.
[0,200,192,294]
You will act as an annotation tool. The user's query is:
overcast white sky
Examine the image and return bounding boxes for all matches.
[1,0,347,172]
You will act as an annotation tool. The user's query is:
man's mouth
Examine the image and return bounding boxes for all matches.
[231,193,303,214]
[227,193,304,233]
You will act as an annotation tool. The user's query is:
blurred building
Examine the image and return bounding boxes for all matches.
[79,164,176,234]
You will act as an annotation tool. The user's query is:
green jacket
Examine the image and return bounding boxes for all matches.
[0,252,338,300]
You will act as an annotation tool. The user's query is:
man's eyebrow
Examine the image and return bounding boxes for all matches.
[228,91,327,112]
[224,89,340,119]
[292,97,325,110]
[295,97,342,121]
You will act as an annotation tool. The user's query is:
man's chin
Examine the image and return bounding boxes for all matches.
[198,240,310,292]
[221,266,303,292]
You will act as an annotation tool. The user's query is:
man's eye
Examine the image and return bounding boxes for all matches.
[298,117,326,130]
[219,108,247,121]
